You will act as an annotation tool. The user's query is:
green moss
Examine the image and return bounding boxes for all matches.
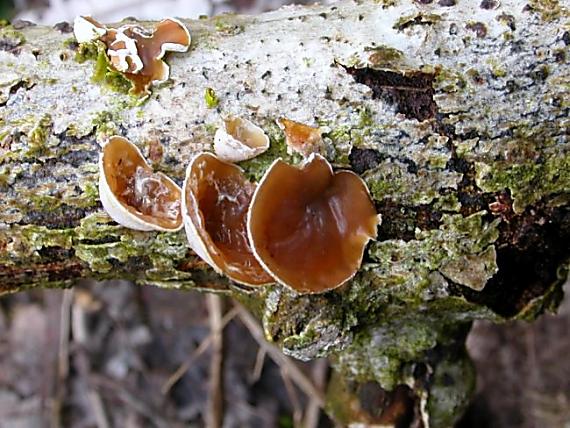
[213,15,244,35]
[74,41,100,63]
[73,213,196,280]
[365,160,462,205]
[92,46,131,94]
[7,226,74,262]
[475,152,570,213]
[75,41,132,95]
[353,211,500,306]
[428,353,476,428]
[433,193,461,212]
[434,68,467,93]
[25,194,63,212]
[393,13,441,31]
[526,0,565,21]
[204,87,219,108]
[239,122,290,182]
[81,182,99,204]
[486,58,507,78]
[92,110,118,139]
[26,114,52,156]
[365,45,404,69]
[0,27,25,49]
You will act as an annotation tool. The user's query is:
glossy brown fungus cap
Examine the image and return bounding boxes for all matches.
[182,153,274,287]
[247,154,380,294]
[99,136,182,231]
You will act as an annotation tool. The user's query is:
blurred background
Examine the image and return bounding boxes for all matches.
[0,0,569,427]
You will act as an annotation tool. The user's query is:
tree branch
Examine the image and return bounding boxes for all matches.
[0,0,568,424]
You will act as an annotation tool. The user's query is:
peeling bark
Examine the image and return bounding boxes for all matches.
[0,0,569,425]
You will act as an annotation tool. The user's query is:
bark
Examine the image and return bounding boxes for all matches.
[0,0,569,425]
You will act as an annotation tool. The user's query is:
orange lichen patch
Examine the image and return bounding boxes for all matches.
[182,153,274,287]
[277,118,324,156]
[247,154,380,294]
[74,16,191,96]
[99,136,182,231]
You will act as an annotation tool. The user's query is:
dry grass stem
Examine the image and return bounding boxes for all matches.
[234,303,325,407]
[206,294,224,428]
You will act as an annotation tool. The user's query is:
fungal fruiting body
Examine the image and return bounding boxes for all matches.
[99,136,183,231]
[247,154,380,294]
[73,16,191,96]
[214,116,270,162]
[182,152,274,286]
[277,118,324,156]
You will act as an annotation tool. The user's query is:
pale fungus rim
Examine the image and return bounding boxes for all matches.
[213,116,270,163]
[246,153,381,294]
[73,16,106,43]
[98,136,183,232]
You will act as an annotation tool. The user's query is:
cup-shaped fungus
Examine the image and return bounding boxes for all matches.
[247,154,380,294]
[99,136,183,231]
[73,16,191,96]
[277,118,324,156]
[182,153,274,286]
[214,116,270,162]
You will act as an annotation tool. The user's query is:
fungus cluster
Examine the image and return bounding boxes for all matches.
[98,125,379,293]
[74,16,191,96]
[83,15,379,293]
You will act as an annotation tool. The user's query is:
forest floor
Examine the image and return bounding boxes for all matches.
[0,278,568,427]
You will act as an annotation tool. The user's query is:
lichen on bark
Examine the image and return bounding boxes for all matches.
[0,0,568,425]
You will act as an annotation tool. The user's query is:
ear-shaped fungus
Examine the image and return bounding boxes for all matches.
[74,16,191,96]
[99,136,183,231]
[277,118,324,156]
[247,154,380,294]
[182,153,274,286]
[214,116,270,162]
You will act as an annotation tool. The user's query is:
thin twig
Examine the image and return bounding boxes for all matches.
[280,367,303,428]
[303,359,328,428]
[206,294,224,428]
[71,289,111,428]
[250,347,267,384]
[87,390,111,428]
[90,374,173,428]
[234,303,325,407]
[161,306,238,395]
[51,288,73,428]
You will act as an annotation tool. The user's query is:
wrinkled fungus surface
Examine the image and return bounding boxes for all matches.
[101,136,182,230]
[183,153,273,286]
[248,154,380,293]
[75,16,190,95]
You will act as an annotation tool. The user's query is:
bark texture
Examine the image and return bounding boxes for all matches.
[0,0,569,425]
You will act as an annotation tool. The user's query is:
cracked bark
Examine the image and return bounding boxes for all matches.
[0,0,569,425]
